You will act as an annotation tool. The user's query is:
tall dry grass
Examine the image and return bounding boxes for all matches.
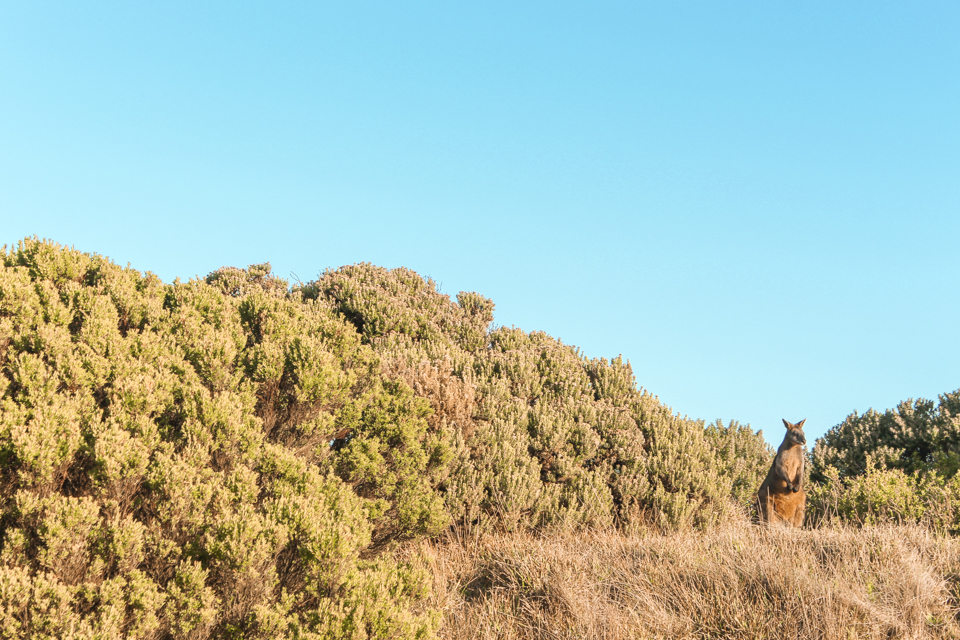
[414,518,960,640]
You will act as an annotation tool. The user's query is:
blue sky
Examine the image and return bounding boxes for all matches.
[2,2,958,446]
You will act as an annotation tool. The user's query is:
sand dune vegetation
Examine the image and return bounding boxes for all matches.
[2,237,960,639]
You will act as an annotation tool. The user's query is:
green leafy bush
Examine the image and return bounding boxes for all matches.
[306,263,773,532]
[705,419,774,508]
[0,238,779,638]
[807,458,960,532]
[812,390,960,480]
[0,239,443,639]
[807,389,960,531]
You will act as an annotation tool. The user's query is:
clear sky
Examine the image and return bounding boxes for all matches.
[2,2,958,446]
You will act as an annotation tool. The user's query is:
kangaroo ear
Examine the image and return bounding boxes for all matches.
[796,419,805,429]
[782,418,792,429]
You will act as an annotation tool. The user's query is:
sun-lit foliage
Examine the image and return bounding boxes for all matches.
[807,389,960,532]
[303,262,775,533]
[0,239,443,639]
[813,391,960,480]
[3,237,863,638]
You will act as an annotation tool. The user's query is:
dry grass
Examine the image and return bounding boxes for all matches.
[414,519,960,640]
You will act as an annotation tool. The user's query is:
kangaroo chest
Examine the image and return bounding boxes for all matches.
[779,453,802,482]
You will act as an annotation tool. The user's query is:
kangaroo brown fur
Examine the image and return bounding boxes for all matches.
[757,419,807,527]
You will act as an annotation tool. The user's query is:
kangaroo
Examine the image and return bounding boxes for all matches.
[757,419,807,527]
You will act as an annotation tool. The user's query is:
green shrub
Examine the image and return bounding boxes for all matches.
[806,389,960,530]
[308,263,772,532]
[300,263,493,354]
[637,404,741,530]
[807,457,960,532]
[0,239,779,637]
[812,390,960,480]
[0,239,443,639]
[705,419,774,508]
[807,460,926,526]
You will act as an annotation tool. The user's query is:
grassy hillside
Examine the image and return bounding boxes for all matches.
[1,237,958,639]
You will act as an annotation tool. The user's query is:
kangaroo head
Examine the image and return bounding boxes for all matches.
[781,418,806,447]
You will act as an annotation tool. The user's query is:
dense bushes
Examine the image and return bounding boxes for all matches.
[0,239,780,638]
[0,239,443,639]
[303,264,775,532]
[812,391,960,480]
[16,237,958,638]
[807,461,960,532]
[808,390,960,531]
[0,238,781,638]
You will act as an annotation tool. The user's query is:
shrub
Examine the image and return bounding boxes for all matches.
[0,239,443,639]
[705,419,774,508]
[0,239,779,637]
[807,389,960,531]
[308,263,773,532]
[808,459,960,533]
[812,390,960,481]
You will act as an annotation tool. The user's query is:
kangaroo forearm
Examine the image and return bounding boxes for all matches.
[774,459,791,483]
